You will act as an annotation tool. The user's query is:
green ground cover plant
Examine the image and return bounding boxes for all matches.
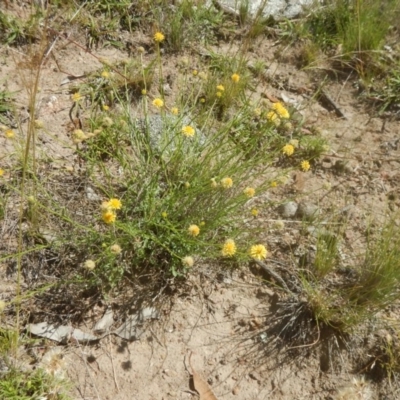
[1,0,400,396]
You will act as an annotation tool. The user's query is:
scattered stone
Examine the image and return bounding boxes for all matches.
[256,287,276,298]
[277,201,298,218]
[249,371,262,382]
[296,202,320,220]
[134,114,205,156]
[213,0,317,21]
[232,386,240,395]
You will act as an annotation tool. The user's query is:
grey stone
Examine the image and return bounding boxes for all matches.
[277,201,298,218]
[134,114,205,157]
[296,202,320,220]
[212,0,319,21]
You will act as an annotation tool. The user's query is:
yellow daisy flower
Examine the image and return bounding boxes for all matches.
[301,160,311,172]
[251,208,258,217]
[266,111,278,122]
[216,84,225,91]
[84,259,96,270]
[107,198,122,210]
[182,256,194,268]
[152,98,164,108]
[221,177,233,188]
[282,144,295,156]
[249,244,268,260]
[216,91,223,98]
[0,169,4,177]
[5,129,15,139]
[272,102,290,119]
[231,73,240,83]
[243,187,255,198]
[222,239,237,257]
[188,224,200,237]
[182,125,195,137]
[171,107,179,115]
[71,92,82,102]
[110,244,122,254]
[161,211,168,218]
[102,210,116,224]
[154,32,165,42]
[101,71,110,79]
[102,105,109,111]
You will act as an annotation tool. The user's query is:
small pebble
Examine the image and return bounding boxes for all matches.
[278,201,298,218]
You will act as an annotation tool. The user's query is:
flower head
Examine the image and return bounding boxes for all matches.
[250,244,268,260]
[251,208,258,217]
[182,125,195,137]
[270,181,278,188]
[5,129,15,139]
[188,224,200,237]
[154,32,165,42]
[84,259,96,270]
[107,198,122,210]
[282,144,295,156]
[243,187,255,198]
[217,84,225,91]
[301,160,311,172]
[41,348,65,378]
[71,92,82,102]
[171,107,179,115]
[102,210,116,224]
[199,72,208,80]
[231,73,240,83]
[273,220,285,230]
[101,70,110,79]
[216,91,223,98]
[161,211,168,218]
[272,102,290,119]
[0,169,4,177]
[222,239,237,257]
[152,98,164,108]
[103,116,113,127]
[182,256,194,268]
[141,89,147,95]
[192,69,198,76]
[34,119,44,129]
[110,244,122,255]
[221,177,233,189]
[266,111,278,122]
[72,129,86,143]
[102,105,109,111]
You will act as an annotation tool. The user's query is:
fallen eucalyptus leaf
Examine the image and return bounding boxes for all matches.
[189,353,218,400]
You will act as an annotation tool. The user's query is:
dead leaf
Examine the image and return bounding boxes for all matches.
[189,353,218,400]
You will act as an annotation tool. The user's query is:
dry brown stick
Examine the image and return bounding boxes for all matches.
[253,259,294,295]
[319,89,347,119]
